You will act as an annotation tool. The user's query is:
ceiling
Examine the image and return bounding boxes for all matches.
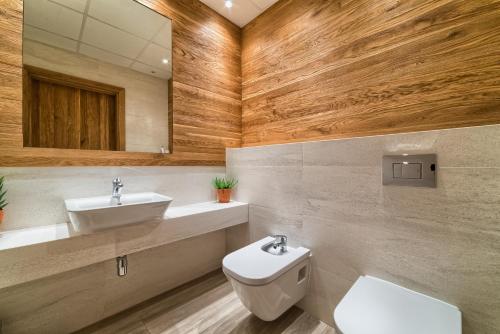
[23,0,172,79]
[200,0,279,27]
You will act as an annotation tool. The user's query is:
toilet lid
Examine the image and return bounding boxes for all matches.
[334,276,462,334]
[222,236,310,286]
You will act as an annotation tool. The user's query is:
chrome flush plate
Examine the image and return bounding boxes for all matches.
[382,154,437,187]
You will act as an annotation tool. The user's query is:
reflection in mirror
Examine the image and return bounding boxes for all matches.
[22,0,172,153]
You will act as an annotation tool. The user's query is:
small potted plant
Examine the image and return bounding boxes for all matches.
[0,176,7,224]
[212,176,238,203]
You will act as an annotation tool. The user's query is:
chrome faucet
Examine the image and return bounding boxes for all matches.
[272,235,287,253]
[111,178,123,205]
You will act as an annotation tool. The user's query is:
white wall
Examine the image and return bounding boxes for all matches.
[23,40,169,153]
[227,125,500,334]
[0,166,224,231]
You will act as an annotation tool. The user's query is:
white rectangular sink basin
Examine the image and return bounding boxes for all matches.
[65,192,172,232]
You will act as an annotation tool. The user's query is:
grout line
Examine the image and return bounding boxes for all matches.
[47,0,85,14]
[131,21,170,69]
[26,0,172,76]
[46,0,171,46]
[24,31,172,79]
[24,24,79,42]
[76,0,91,53]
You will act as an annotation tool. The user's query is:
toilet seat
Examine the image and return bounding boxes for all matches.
[334,276,461,334]
[223,236,310,286]
[222,237,311,321]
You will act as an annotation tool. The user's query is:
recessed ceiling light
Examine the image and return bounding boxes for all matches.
[225,0,233,8]
[162,58,169,64]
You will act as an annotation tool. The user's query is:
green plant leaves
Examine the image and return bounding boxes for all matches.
[0,176,7,209]
[212,176,238,189]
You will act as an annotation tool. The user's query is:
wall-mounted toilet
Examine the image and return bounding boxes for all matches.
[334,275,462,334]
[222,236,311,321]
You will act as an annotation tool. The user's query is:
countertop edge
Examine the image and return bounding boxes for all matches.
[0,201,248,252]
[0,201,249,290]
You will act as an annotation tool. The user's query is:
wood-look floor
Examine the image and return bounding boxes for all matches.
[75,270,335,334]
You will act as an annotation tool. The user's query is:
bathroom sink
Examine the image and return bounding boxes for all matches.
[65,192,172,232]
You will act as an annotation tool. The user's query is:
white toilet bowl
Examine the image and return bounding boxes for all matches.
[222,236,311,321]
[334,276,462,334]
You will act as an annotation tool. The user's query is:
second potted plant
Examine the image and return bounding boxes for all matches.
[213,176,238,203]
[0,176,7,224]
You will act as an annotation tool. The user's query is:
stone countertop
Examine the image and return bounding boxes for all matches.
[0,201,248,289]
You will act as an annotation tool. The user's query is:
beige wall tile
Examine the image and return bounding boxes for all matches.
[226,124,500,334]
[297,266,353,327]
[248,205,303,247]
[228,166,303,215]
[302,166,383,220]
[303,136,384,167]
[227,143,302,167]
[225,223,250,254]
[0,166,224,231]
[303,125,500,168]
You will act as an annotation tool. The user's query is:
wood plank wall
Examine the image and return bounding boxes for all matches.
[0,0,241,166]
[241,0,500,147]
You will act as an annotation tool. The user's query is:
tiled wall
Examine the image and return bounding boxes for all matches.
[0,166,224,231]
[227,125,500,334]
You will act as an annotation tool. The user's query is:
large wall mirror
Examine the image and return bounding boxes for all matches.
[22,0,172,153]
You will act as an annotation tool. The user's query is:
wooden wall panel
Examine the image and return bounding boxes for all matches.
[80,91,118,151]
[0,0,241,166]
[241,0,500,147]
[23,66,125,151]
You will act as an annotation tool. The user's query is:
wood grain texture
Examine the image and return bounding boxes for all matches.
[75,270,336,334]
[0,0,241,166]
[23,66,125,151]
[241,0,500,146]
